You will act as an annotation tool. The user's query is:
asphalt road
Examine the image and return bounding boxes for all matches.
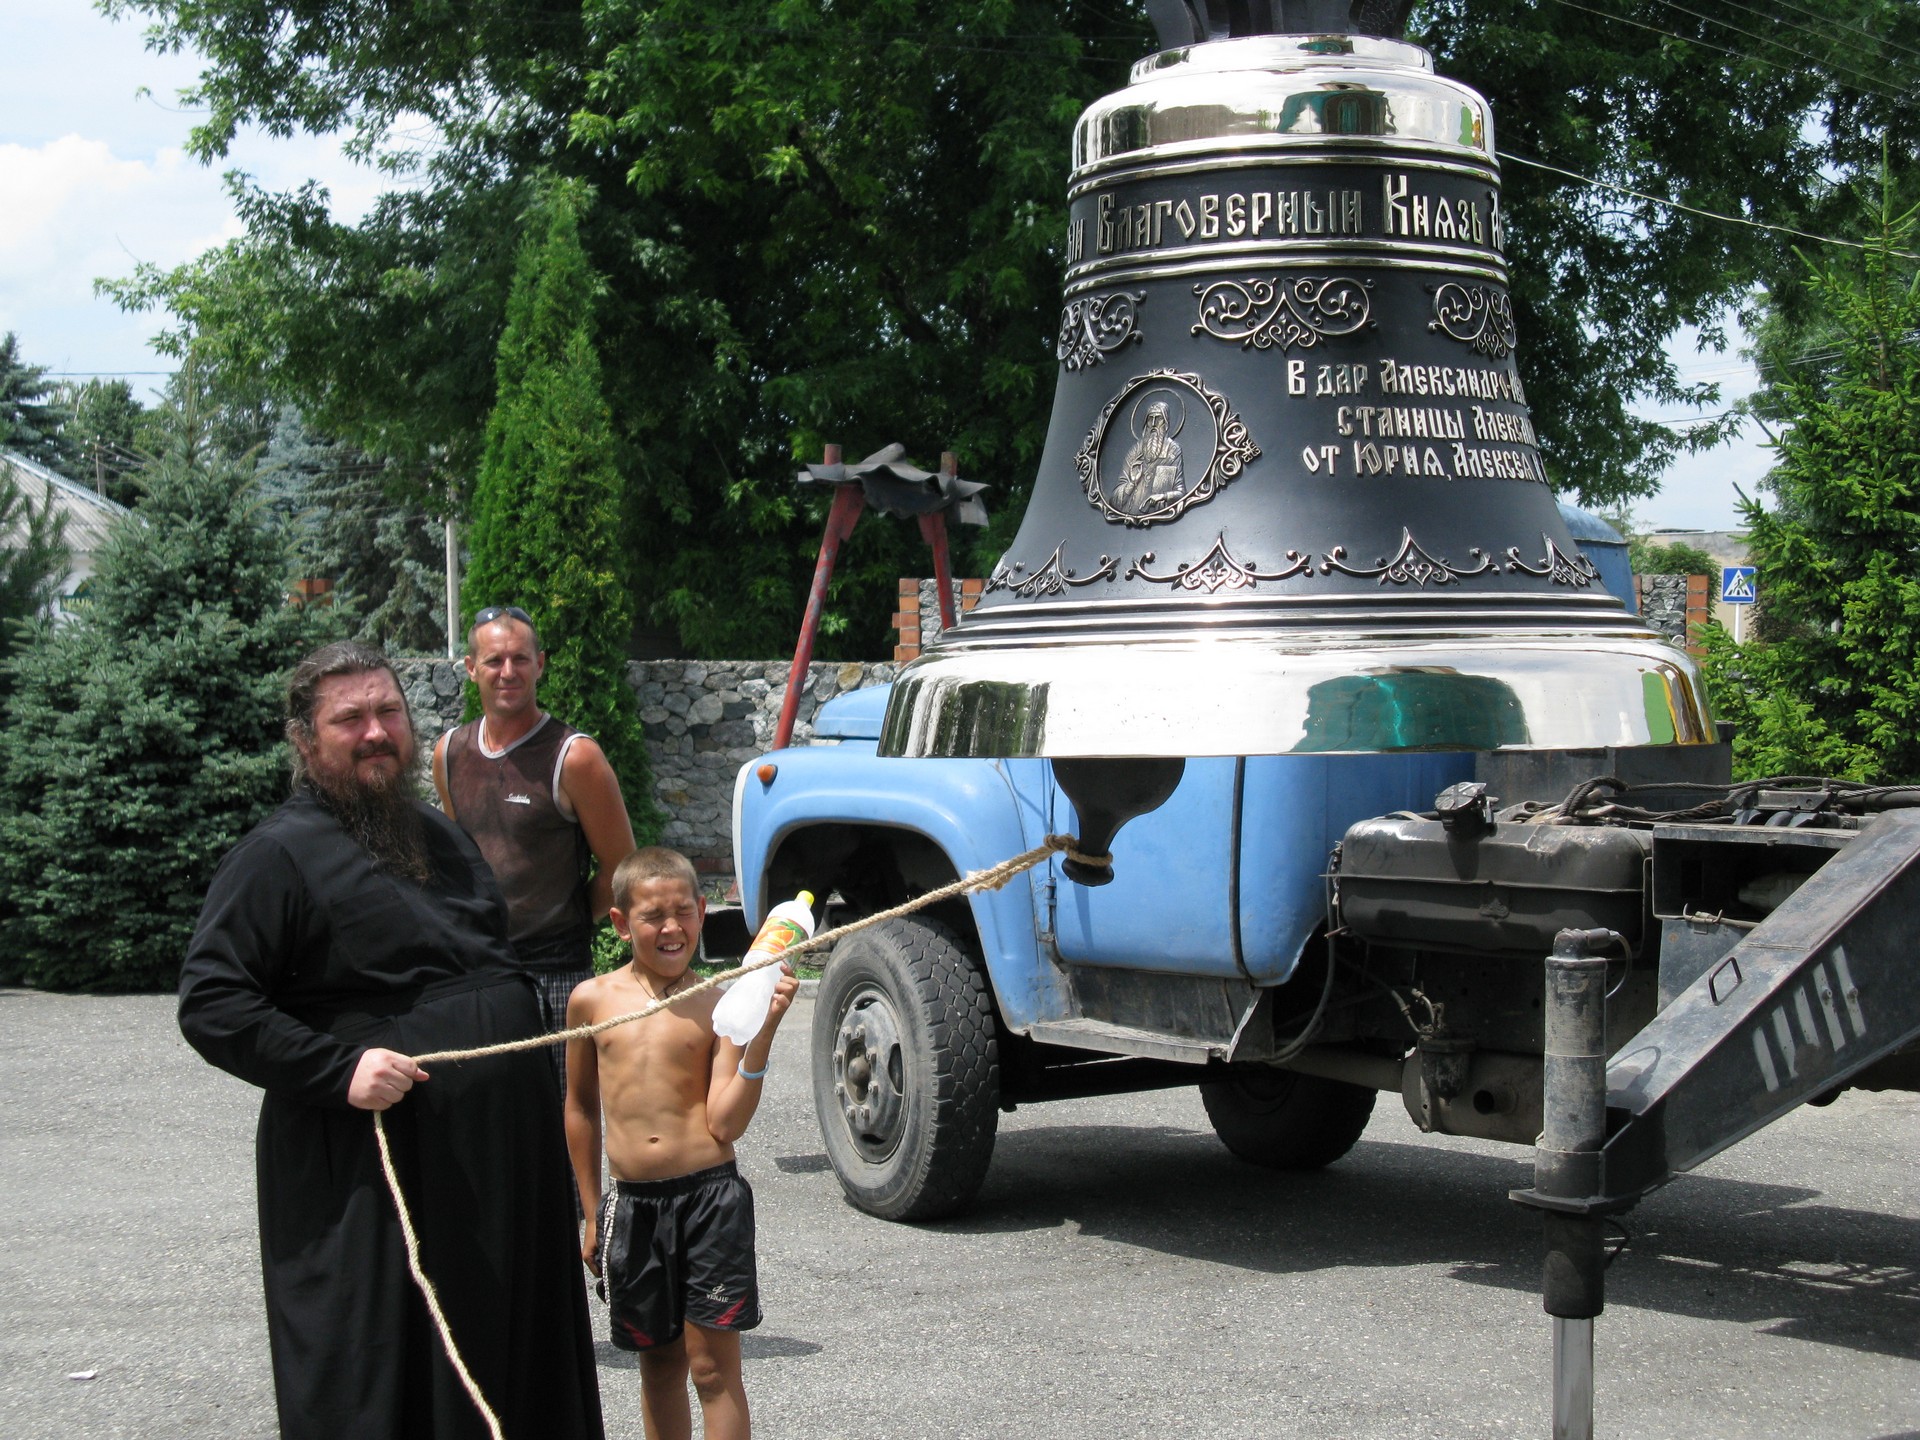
[3,987,1915,1439]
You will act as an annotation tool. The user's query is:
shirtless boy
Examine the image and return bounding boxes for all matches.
[565,846,799,1440]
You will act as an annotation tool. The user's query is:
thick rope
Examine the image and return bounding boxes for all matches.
[412,832,1079,1066]
[372,1112,506,1440]
[376,830,1085,1436]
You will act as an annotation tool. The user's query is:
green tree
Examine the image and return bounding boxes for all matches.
[57,378,149,507]
[0,464,70,657]
[1700,178,1920,783]
[1628,535,1717,577]
[0,334,76,474]
[258,409,450,654]
[102,0,1920,653]
[463,186,661,841]
[0,393,341,990]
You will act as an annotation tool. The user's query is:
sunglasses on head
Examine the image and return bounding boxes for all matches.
[473,605,534,628]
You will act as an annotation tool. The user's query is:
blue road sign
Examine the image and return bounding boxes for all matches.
[1722,566,1757,604]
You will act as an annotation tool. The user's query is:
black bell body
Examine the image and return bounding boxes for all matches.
[881,33,1713,759]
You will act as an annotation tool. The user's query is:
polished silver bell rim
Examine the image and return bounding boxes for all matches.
[879,633,1714,759]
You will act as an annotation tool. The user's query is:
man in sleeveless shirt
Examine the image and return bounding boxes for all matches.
[433,606,637,1095]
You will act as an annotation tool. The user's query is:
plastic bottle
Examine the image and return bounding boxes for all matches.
[711,890,815,1045]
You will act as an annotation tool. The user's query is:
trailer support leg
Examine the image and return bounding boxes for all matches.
[1551,1318,1593,1440]
[1523,927,1617,1440]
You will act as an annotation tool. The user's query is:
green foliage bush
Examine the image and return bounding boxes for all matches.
[1700,180,1920,784]
[462,185,661,842]
[0,466,69,661]
[0,415,341,990]
[1629,536,1717,577]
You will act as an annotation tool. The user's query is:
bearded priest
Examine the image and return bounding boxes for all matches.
[179,640,604,1440]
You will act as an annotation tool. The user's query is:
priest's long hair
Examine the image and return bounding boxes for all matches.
[284,640,432,883]
[284,641,410,786]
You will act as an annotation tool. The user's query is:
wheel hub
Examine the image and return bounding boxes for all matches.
[832,987,907,1162]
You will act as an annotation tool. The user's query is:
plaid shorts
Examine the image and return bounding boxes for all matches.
[524,960,591,1100]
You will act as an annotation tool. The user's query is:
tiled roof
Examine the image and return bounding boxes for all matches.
[0,450,132,555]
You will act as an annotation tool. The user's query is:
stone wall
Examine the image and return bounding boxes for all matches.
[392,657,897,869]
[1634,573,1711,652]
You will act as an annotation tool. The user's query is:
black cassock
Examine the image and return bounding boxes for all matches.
[180,788,604,1440]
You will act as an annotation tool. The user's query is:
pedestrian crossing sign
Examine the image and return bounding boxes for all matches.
[1721,566,1757,604]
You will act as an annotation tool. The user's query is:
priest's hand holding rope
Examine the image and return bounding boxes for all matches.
[349,1049,430,1110]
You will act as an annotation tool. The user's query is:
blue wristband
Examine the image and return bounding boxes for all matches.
[738,1060,768,1080]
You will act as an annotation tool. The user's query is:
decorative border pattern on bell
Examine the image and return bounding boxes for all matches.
[984,545,1118,598]
[1190,275,1374,352]
[1056,291,1146,371]
[1076,369,1260,529]
[1427,281,1518,359]
[1505,534,1600,587]
[1128,535,1311,594]
[1322,528,1495,587]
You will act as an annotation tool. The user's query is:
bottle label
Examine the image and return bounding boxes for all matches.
[746,917,807,961]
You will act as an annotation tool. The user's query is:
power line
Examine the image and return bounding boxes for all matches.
[1645,0,1917,106]
[1638,407,1744,428]
[1754,0,1920,71]
[1498,150,1920,261]
[1712,0,1920,80]
[1543,0,1919,108]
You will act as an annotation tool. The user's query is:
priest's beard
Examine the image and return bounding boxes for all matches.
[304,757,432,884]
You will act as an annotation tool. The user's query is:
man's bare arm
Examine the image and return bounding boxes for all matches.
[430,732,456,820]
[561,736,636,921]
[562,985,605,1271]
[705,969,800,1143]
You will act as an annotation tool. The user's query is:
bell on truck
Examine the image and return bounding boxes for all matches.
[879,0,1713,765]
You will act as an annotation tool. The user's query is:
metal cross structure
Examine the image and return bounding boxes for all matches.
[774,444,989,750]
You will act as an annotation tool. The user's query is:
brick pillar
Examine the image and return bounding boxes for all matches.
[1685,574,1711,655]
[897,576,986,658]
[894,578,922,662]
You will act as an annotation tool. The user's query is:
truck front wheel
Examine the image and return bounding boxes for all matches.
[1200,1067,1376,1170]
[811,915,1000,1220]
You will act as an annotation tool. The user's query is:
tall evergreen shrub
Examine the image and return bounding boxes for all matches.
[0,467,69,646]
[464,184,660,840]
[1701,181,1920,782]
[0,408,340,989]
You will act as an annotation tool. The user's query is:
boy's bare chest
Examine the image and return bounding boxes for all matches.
[597,1007,713,1091]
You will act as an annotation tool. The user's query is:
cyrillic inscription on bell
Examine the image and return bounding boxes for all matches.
[880,8,1713,761]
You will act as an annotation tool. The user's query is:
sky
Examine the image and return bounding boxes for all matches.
[1,0,1770,532]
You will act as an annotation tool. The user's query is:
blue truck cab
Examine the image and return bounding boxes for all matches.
[731,505,1654,1220]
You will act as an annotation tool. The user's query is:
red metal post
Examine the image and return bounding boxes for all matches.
[917,451,960,631]
[776,447,864,749]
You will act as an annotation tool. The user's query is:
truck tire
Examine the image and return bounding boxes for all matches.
[1200,1067,1375,1170]
[811,915,999,1221]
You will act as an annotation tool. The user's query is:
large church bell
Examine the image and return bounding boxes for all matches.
[879,0,1713,768]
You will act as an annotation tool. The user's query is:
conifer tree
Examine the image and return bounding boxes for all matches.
[1701,178,1920,781]
[0,333,75,474]
[0,466,69,650]
[259,409,448,654]
[0,391,341,989]
[58,378,148,506]
[464,183,659,839]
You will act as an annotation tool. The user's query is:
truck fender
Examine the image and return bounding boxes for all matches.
[733,746,1058,1028]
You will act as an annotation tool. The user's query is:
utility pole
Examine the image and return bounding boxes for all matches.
[445,517,460,659]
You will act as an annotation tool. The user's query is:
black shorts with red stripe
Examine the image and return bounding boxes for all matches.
[598,1161,762,1351]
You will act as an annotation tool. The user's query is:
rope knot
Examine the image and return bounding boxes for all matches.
[1046,832,1110,870]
